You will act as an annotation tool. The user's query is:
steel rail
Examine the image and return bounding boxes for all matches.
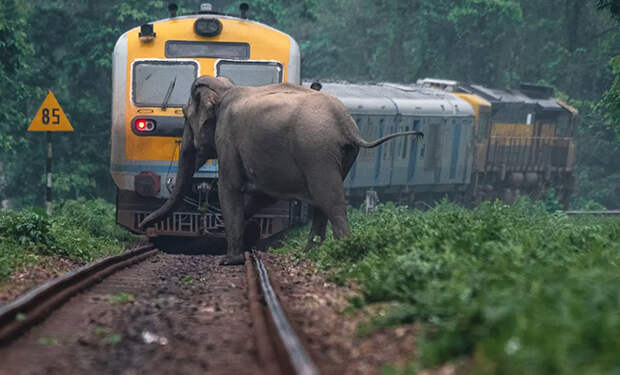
[0,244,158,344]
[248,250,320,375]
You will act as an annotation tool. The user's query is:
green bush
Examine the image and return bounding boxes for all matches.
[280,199,620,374]
[0,199,133,280]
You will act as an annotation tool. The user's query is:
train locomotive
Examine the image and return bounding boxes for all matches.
[110,4,304,239]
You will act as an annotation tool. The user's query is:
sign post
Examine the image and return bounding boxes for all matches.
[28,91,74,214]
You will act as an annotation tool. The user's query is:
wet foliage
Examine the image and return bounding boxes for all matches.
[280,201,620,374]
[0,0,619,208]
[0,199,133,280]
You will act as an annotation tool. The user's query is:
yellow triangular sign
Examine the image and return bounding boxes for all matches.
[28,91,74,132]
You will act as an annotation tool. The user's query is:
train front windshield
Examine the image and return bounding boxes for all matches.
[133,60,198,107]
[216,60,283,86]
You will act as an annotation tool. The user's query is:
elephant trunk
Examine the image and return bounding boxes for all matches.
[139,124,197,230]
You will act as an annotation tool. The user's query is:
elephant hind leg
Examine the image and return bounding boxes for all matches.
[306,171,351,240]
[303,207,328,251]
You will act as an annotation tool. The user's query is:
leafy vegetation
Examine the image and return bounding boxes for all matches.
[279,202,620,373]
[0,0,619,208]
[0,199,133,280]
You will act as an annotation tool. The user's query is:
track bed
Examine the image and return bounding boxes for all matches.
[0,253,259,374]
[0,248,417,375]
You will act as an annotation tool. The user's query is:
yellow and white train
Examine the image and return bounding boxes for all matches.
[110,3,578,240]
[110,3,302,238]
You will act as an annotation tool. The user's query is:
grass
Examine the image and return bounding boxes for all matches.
[108,292,135,304]
[277,199,620,374]
[0,198,133,281]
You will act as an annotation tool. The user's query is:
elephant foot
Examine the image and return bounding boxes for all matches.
[302,236,323,252]
[219,253,245,266]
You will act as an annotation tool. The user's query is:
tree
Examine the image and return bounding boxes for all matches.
[597,0,620,20]
[0,1,40,204]
[600,57,620,139]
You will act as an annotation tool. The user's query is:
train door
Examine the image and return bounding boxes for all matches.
[391,116,417,186]
[354,115,375,188]
[423,119,444,184]
[373,116,391,187]
[345,115,368,188]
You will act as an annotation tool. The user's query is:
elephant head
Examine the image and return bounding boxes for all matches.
[184,76,234,155]
[139,76,233,229]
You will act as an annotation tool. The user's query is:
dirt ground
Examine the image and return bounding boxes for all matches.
[0,250,420,375]
[0,253,259,375]
[0,239,147,306]
[263,253,417,375]
[0,256,83,305]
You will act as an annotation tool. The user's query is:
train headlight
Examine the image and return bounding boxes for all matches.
[194,18,222,37]
[139,24,156,42]
[134,118,156,132]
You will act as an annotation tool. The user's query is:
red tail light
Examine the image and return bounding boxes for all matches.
[134,118,156,132]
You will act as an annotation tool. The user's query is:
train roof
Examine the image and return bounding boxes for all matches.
[467,84,563,111]
[418,78,565,112]
[116,12,296,46]
[305,81,475,117]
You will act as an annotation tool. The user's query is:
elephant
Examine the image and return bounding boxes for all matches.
[140,76,423,265]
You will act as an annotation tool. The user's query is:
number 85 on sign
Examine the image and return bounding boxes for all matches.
[28,91,74,132]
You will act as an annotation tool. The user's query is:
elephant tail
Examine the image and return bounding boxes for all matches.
[353,130,424,148]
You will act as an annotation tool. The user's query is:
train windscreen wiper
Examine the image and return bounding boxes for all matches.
[161,75,177,110]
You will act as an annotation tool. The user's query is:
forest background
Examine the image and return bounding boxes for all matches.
[1,0,619,208]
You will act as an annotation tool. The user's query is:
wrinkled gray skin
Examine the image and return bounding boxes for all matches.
[140,76,423,265]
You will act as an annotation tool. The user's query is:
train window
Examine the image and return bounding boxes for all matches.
[387,122,394,160]
[165,41,250,59]
[379,119,388,160]
[216,60,283,86]
[132,60,198,107]
[359,117,372,160]
[402,126,409,159]
[410,120,421,158]
[424,123,442,170]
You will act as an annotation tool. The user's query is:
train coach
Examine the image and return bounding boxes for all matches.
[314,82,477,205]
[315,79,577,207]
[110,3,305,238]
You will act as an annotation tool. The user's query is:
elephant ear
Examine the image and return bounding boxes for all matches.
[198,87,218,124]
[186,85,217,138]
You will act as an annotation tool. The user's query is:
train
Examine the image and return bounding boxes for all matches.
[313,79,577,208]
[110,3,578,241]
[110,3,306,240]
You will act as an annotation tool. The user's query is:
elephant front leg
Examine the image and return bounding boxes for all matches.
[219,185,246,266]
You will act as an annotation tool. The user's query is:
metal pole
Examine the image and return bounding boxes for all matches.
[46,131,52,215]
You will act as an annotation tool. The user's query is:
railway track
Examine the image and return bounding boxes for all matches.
[246,251,320,375]
[0,244,158,344]
[0,245,320,375]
